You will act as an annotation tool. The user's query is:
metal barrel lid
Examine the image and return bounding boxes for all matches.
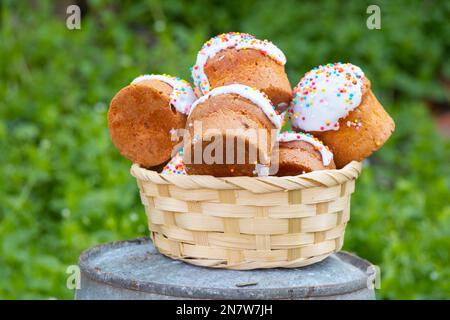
[77,237,375,300]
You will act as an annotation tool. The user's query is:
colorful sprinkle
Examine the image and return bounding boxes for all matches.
[288,62,365,132]
[346,118,363,130]
[161,149,187,175]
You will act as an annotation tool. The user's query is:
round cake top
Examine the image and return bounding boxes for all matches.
[189,84,282,128]
[191,32,287,96]
[278,131,333,166]
[132,74,197,115]
[288,63,365,132]
[161,149,186,175]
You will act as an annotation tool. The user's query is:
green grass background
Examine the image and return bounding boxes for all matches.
[0,0,449,299]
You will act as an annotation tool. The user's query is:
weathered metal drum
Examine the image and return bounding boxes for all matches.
[76,238,376,300]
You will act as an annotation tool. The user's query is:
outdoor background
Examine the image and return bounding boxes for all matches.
[1,0,449,299]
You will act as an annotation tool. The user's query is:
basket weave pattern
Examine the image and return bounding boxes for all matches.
[131,161,362,270]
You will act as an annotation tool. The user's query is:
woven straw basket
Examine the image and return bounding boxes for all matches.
[130,161,362,270]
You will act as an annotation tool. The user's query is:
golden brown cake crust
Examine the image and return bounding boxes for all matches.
[108,80,187,168]
[276,140,336,176]
[204,48,292,109]
[183,93,277,177]
[311,78,395,168]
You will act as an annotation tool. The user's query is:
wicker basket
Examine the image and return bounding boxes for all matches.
[130,161,362,270]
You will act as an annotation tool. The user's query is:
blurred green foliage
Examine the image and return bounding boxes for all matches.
[0,0,449,299]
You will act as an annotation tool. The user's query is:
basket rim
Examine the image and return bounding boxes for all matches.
[130,161,361,193]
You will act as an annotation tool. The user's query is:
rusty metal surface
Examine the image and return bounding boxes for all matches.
[76,237,376,300]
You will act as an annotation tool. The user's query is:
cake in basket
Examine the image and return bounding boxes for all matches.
[107,32,395,269]
[288,62,395,168]
[192,32,292,112]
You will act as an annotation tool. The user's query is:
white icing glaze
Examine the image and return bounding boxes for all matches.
[189,84,282,128]
[132,74,197,115]
[278,131,333,166]
[288,62,365,132]
[280,110,287,127]
[161,149,186,175]
[191,32,286,96]
[254,164,270,177]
